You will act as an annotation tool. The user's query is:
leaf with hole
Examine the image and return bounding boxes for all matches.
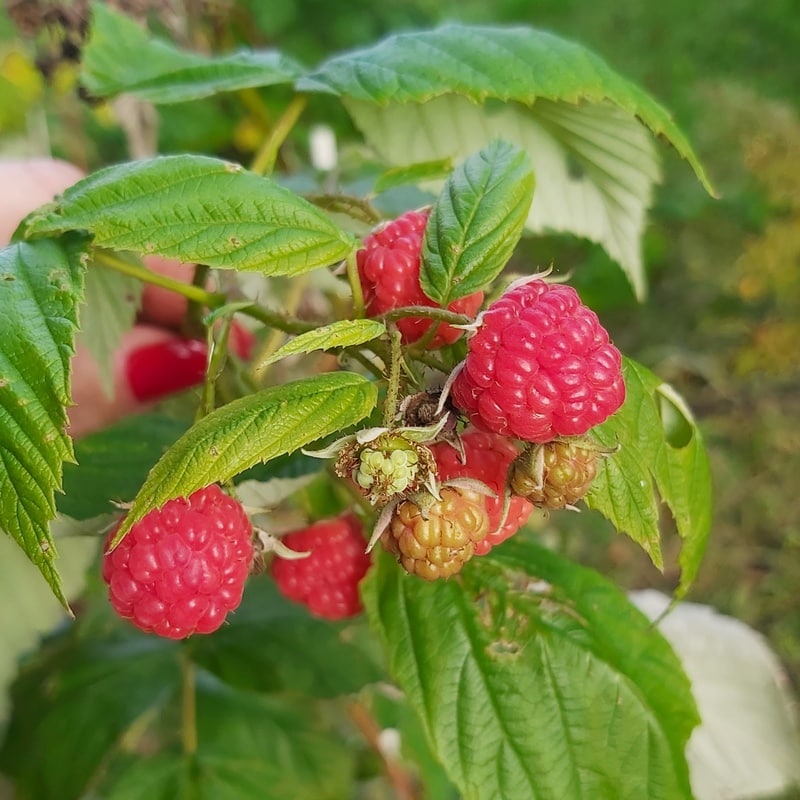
[586,357,712,594]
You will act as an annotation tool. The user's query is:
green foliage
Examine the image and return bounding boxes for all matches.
[363,539,698,799]
[0,234,88,609]
[111,372,378,545]
[0,7,722,799]
[301,23,714,298]
[587,358,712,595]
[82,3,304,104]
[421,140,534,304]
[24,155,357,276]
[255,319,386,371]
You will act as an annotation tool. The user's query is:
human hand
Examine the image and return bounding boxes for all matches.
[0,158,238,438]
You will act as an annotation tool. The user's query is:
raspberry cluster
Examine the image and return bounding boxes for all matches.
[102,485,253,640]
[271,513,371,620]
[451,279,625,442]
[356,209,483,346]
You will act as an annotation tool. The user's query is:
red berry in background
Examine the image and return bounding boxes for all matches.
[451,279,625,442]
[431,429,533,555]
[356,209,484,347]
[102,485,254,640]
[271,513,371,620]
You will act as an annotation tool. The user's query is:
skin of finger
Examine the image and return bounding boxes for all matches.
[0,159,85,243]
[0,159,196,330]
[139,255,200,330]
[68,325,188,438]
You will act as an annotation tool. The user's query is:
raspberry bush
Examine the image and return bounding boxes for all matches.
[0,5,716,800]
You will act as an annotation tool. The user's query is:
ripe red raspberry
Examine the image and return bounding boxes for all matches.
[510,439,599,509]
[431,429,533,555]
[451,279,625,442]
[356,209,483,346]
[271,513,370,620]
[102,485,253,640]
[381,487,489,580]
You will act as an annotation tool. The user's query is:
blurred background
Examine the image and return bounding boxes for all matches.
[0,0,798,794]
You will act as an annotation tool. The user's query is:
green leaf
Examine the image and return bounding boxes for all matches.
[0,633,180,800]
[374,157,454,193]
[587,358,712,594]
[255,319,385,371]
[60,414,190,520]
[0,523,96,729]
[24,155,356,276]
[363,540,698,800]
[82,2,304,104]
[0,234,88,609]
[421,140,534,304]
[78,253,142,397]
[103,681,354,800]
[112,372,377,544]
[302,24,715,299]
[192,576,381,697]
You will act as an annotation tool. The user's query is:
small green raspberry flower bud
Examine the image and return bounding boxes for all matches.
[510,438,599,509]
[336,433,438,506]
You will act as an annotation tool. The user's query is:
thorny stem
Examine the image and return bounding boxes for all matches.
[306,193,383,226]
[383,326,403,427]
[346,250,366,319]
[380,305,471,326]
[348,700,419,800]
[94,250,226,309]
[198,313,235,420]
[237,304,317,335]
[249,94,308,176]
[180,646,197,757]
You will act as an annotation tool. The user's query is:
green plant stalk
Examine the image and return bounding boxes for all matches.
[184,263,211,338]
[93,250,226,308]
[250,94,308,176]
[383,326,403,427]
[346,250,366,318]
[381,305,472,326]
[180,646,197,756]
[198,314,234,420]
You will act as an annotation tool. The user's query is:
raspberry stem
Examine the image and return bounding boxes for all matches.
[380,305,472,326]
[249,94,308,176]
[180,646,197,756]
[383,326,403,427]
[347,250,366,318]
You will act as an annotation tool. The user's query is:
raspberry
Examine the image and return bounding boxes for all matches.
[271,514,370,620]
[381,487,489,580]
[432,429,533,555]
[510,439,599,509]
[356,209,484,346]
[102,485,253,640]
[451,279,625,442]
